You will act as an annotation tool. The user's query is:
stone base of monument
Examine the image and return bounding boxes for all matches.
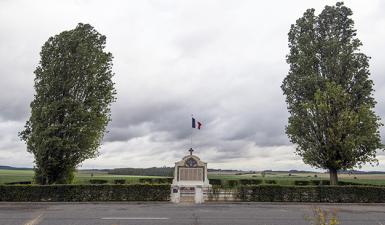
[170,149,211,204]
[171,183,211,203]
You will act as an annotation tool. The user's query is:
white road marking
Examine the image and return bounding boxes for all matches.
[101,217,169,220]
[24,214,44,225]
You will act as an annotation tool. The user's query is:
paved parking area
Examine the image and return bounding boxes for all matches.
[1,202,385,225]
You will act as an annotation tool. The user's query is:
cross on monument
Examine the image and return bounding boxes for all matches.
[188,148,194,155]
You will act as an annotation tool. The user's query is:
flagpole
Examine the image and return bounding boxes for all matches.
[191,114,193,149]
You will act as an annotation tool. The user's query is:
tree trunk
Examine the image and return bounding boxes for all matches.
[329,168,338,185]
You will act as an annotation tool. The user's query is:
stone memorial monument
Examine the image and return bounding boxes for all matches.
[170,148,211,203]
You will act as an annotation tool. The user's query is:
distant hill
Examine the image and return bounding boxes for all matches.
[208,169,243,172]
[0,165,32,170]
[339,170,385,174]
[264,170,317,174]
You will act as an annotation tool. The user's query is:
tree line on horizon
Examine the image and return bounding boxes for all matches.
[108,167,174,177]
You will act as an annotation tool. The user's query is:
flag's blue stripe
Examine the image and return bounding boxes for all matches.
[192,118,196,128]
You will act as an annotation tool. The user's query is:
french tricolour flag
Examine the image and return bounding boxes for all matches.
[192,117,202,130]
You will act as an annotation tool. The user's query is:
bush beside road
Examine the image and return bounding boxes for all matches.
[239,185,385,203]
[0,184,170,202]
[2,184,385,203]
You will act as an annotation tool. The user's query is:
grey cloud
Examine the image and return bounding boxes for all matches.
[174,29,221,58]
[0,63,35,121]
[0,0,385,170]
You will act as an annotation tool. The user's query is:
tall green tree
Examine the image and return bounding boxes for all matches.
[281,2,383,185]
[19,23,116,184]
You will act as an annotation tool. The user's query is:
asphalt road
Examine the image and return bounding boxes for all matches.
[0,202,385,225]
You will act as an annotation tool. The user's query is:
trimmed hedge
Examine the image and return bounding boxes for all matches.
[264,180,277,184]
[89,179,108,184]
[293,180,359,186]
[209,179,222,186]
[139,178,173,184]
[294,180,310,186]
[114,179,126,184]
[239,179,263,185]
[338,181,359,186]
[227,180,239,187]
[239,185,385,203]
[0,184,170,202]
[4,181,32,185]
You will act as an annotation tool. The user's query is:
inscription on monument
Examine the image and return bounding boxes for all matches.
[179,167,203,181]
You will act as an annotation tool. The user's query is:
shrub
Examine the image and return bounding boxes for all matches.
[338,181,358,186]
[4,181,32,185]
[264,180,277,184]
[209,179,222,186]
[0,184,170,201]
[139,178,153,184]
[310,180,321,185]
[321,180,330,185]
[138,178,173,184]
[239,179,263,185]
[294,180,310,186]
[89,179,108,184]
[254,179,264,185]
[154,178,173,184]
[227,180,239,188]
[239,179,249,185]
[114,179,126,184]
[151,178,162,184]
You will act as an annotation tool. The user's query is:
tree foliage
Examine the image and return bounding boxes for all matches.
[281,2,383,184]
[19,23,116,184]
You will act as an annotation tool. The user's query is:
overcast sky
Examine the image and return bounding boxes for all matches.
[1,0,385,171]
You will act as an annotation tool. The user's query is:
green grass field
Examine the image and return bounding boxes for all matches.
[208,171,385,186]
[0,169,34,184]
[0,169,167,184]
[1,169,385,186]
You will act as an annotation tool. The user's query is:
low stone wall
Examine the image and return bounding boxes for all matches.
[0,184,170,202]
